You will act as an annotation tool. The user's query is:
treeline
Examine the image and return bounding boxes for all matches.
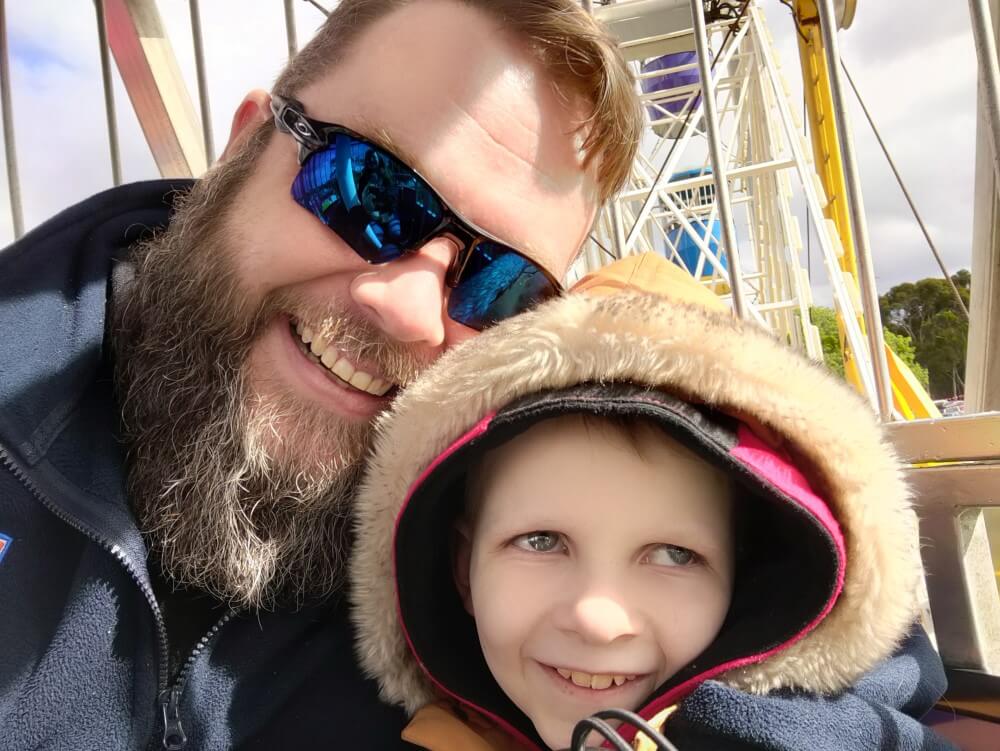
[809,270,971,399]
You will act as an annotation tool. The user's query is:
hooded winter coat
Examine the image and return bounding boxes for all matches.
[350,253,955,751]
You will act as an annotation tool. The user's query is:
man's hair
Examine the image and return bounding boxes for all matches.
[273,0,641,201]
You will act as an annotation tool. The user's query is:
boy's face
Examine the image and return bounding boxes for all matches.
[455,417,735,750]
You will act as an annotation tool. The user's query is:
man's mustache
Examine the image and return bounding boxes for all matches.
[264,290,428,388]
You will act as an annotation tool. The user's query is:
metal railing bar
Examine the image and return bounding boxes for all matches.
[283,0,298,58]
[94,0,122,186]
[0,0,24,239]
[188,0,214,165]
[815,0,893,421]
[690,0,747,318]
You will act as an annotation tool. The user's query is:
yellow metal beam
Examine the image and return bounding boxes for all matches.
[795,0,858,279]
[792,0,940,419]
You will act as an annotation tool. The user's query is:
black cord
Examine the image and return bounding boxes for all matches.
[778,0,810,43]
[596,709,680,751]
[570,716,634,751]
[706,0,746,21]
[569,708,681,751]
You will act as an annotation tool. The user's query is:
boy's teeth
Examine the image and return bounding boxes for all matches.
[571,671,590,687]
[555,668,635,690]
[294,323,393,396]
[590,674,613,690]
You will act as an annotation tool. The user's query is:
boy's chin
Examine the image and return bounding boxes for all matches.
[534,714,598,751]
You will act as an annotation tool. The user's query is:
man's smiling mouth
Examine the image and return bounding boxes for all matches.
[290,320,395,397]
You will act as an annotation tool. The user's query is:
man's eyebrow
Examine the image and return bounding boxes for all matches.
[351,118,559,278]
[354,118,422,171]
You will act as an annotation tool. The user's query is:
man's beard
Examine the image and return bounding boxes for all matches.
[113,125,422,610]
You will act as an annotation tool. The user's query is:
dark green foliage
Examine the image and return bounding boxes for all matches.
[879,271,971,398]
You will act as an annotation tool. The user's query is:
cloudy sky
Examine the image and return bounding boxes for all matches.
[0,0,978,303]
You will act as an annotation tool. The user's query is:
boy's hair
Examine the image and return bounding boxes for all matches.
[273,0,642,202]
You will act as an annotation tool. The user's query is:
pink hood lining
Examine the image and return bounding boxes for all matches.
[615,425,848,743]
[391,412,542,749]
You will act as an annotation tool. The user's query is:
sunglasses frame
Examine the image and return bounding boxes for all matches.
[270,93,564,301]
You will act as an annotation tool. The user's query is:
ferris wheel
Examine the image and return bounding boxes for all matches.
[579,0,938,421]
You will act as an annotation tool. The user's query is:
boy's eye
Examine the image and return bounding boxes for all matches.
[645,544,697,567]
[512,531,564,554]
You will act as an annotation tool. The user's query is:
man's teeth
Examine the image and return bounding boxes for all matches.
[294,322,393,396]
[554,668,638,690]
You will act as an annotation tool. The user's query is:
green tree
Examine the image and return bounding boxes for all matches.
[810,307,928,391]
[921,309,968,397]
[809,306,844,377]
[879,271,970,399]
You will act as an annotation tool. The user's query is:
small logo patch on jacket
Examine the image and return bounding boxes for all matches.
[0,533,11,564]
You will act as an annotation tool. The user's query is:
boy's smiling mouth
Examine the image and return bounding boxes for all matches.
[548,665,641,691]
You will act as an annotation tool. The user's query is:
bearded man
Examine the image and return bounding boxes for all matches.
[0,1,640,748]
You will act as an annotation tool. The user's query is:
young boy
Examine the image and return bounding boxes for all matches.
[350,254,954,751]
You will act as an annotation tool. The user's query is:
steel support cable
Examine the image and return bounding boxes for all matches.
[841,61,970,319]
[0,0,23,239]
[302,0,330,16]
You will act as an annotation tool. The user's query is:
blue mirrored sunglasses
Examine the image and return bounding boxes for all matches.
[270,94,563,331]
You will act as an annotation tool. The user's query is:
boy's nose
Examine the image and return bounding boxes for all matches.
[568,595,639,645]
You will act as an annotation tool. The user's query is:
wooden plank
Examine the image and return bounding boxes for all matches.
[103,0,206,177]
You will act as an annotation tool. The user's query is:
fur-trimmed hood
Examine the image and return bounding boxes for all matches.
[350,253,922,748]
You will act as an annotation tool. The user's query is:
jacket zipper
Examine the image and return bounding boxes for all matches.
[159,609,235,750]
[0,442,234,750]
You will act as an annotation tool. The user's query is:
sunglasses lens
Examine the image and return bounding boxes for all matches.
[447,241,558,330]
[291,134,445,262]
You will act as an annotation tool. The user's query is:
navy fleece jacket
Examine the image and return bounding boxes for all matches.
[0,181,410,750]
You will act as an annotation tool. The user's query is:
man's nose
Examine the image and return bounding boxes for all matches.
[565,594,639,646]
[349,236,456,347]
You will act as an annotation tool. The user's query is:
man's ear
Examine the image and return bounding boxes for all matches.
[219,89,271,162]
[452,522,475,617]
